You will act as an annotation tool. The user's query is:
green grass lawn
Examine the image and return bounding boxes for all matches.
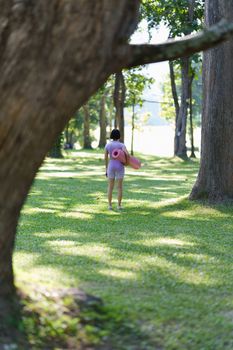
[15,150,233,349]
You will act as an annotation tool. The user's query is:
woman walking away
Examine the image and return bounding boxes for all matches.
[104,129,129,210]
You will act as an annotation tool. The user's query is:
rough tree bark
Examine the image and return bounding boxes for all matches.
[0,0,232,310]
[190,0,233,201]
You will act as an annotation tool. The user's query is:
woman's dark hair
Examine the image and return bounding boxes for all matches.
[110,129,120,140]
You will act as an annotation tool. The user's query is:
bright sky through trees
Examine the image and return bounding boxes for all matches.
[130,20,170,99]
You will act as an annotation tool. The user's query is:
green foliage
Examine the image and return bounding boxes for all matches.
[124,68,154,133]
[48,133,64,158]
[71,94,103,147]
[124,68,154,107]
[142,0,204,126]
[13,286,149,349]
[161,61,202,126]
[65,69,154,147]
[141,0,204,37]
[64,115,80,148]
[161,63,181,122]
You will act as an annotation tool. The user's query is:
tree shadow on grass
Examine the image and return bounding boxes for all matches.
[17,196,233,307]
[14,154,233,349]
[16,202,233,348]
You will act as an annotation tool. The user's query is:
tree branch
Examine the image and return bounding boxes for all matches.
[118,19,233,69]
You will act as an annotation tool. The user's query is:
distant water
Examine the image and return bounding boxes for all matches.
[93,126,201,158]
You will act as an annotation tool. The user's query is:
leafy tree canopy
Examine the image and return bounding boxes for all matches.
[141,0,204,37]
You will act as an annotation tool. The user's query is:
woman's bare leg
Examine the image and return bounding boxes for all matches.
[108,179,115,207]
[117,178,123,207]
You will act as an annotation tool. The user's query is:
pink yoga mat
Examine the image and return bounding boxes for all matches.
[112,149,127,164]
[112,149,141,169]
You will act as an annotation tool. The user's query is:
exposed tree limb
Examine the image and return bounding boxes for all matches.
[118,19,233,69]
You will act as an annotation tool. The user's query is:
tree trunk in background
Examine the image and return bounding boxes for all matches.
[119,72,126,143]
[174,57,190,158]
[188,0,196,158]
[131,99,135,155]
[190,0,233,201]
[64,124,75,149]
[83,105,92,149]
[0,0,140,304]
[114,71,126,142]
[174,1,196,158]
[48,133,64,158]
[98,94,107,148]
[189,72,196,158]
[108,103,114,134]
[64,125,69,147]
[114,73,121,129]
[169,59,180,157]
[169,60,180,124]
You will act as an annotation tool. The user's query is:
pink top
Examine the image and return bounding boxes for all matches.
[105,140,126,171]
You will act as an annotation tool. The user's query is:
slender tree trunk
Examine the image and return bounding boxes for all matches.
[169,59,181,157]
[189,73,196,158]
[131,99,135,155]
[169,60,180,123]
[114,71,125,142]
[119,73,126,143]
[64,125,69,146]
[174,57,190,158]
[174,1,196,159]
[114,73,120,129]
[48,133,63,158]
[98,94,107,148]
[83,105,92,149]
[108,102,114,134]
[190,0,233,201]
[188,1,196,159]
[64,125,75,149]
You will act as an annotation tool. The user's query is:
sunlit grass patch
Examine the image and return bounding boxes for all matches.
[15,150,233,349]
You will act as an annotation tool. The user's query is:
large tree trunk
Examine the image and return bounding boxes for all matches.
[98,94,107,148]
[190,0,233,201]
[0,1,140,303]
[114,71,125,142]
